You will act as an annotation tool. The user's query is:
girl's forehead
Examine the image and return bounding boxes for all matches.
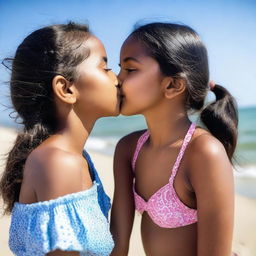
[120,36,148,58]
[76,36,107,70]
[86,36,106,54]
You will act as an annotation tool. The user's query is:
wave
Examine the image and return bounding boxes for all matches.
[234,165,256,178]
[86,136,117,155]
[234,166,256,198]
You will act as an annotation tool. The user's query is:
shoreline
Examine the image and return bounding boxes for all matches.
[0,126,256,255]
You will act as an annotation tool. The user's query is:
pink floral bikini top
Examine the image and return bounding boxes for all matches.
[132,123,198,228]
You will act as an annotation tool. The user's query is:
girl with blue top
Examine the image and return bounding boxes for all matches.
[0,22,120,255]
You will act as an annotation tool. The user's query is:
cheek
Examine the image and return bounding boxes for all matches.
[76,70,117,109]
[124,72,161,106]
[80,70,114,95]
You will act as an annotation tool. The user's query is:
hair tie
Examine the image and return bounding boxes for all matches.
[209,80,215,90]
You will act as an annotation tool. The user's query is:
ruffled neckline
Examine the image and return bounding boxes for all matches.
[13,181,99,209]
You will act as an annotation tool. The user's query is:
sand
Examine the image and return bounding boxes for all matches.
[0,126,255,256]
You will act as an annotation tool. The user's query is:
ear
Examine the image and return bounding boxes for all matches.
[161,77,186,99]
[52,75,77,104]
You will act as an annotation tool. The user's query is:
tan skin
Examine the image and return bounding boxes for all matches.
[18,36,119,256]
[110,37,234,256]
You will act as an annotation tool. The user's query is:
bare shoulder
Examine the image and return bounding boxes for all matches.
[25,147,89,201]
[115,130,147,159]
[189,127,227,160]
[113,130,147,179]
[186,127,233,184]
[25,147,85,180]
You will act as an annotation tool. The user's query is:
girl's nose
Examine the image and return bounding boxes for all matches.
[109,70,118,86]
[117,71,124,83]
[116,75,123,88]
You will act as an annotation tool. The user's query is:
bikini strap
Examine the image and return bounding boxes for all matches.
[132,131,150,171]
[169,123,196,181]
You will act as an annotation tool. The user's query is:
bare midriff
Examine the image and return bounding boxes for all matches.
[141,213,197,256]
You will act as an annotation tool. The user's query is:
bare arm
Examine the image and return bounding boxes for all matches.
[110,133,140,256]
[188,135,234,256]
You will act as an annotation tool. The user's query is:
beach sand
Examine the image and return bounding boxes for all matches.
[0,126,256,256]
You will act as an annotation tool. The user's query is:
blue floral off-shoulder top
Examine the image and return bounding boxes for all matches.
[9,151,114,256]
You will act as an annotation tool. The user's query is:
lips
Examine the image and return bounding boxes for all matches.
[116,84,125,109]
[118,93,125,110]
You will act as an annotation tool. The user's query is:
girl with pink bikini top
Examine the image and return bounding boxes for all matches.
[110,22,238,256]
[132,123,197,228]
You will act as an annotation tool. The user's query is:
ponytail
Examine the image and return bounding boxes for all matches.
[200,84,238,162]
[0,124,52,214]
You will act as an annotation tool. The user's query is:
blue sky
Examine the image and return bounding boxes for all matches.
[0,0,255,125]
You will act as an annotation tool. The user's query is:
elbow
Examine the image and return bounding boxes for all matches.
[110,245,129,256]
[110,234,130,256]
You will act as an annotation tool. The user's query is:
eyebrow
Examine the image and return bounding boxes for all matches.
[102,56,108,63]
[118,57,141,67]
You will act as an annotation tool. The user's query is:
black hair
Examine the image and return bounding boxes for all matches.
[130,22,238,161]
[0,22,91,214]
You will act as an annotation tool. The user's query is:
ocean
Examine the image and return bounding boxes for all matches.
[0,106,255,197]
[90,107,256,164]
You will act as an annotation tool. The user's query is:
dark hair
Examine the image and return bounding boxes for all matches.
[0,22,91,214]
[130,22,238,161]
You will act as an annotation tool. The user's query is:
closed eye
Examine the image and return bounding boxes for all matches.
[118,64,138,73]
[125,68,137,73]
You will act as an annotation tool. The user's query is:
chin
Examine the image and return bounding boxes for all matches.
[112,110,121,117]
[120,108,138,116]
[105,105,121,117]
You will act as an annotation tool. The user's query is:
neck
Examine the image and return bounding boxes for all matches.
[144,107,191,148]
[53,110,97,155]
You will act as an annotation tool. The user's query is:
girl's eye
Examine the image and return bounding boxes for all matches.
[104,68,112,72]
[126,68,137,73]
